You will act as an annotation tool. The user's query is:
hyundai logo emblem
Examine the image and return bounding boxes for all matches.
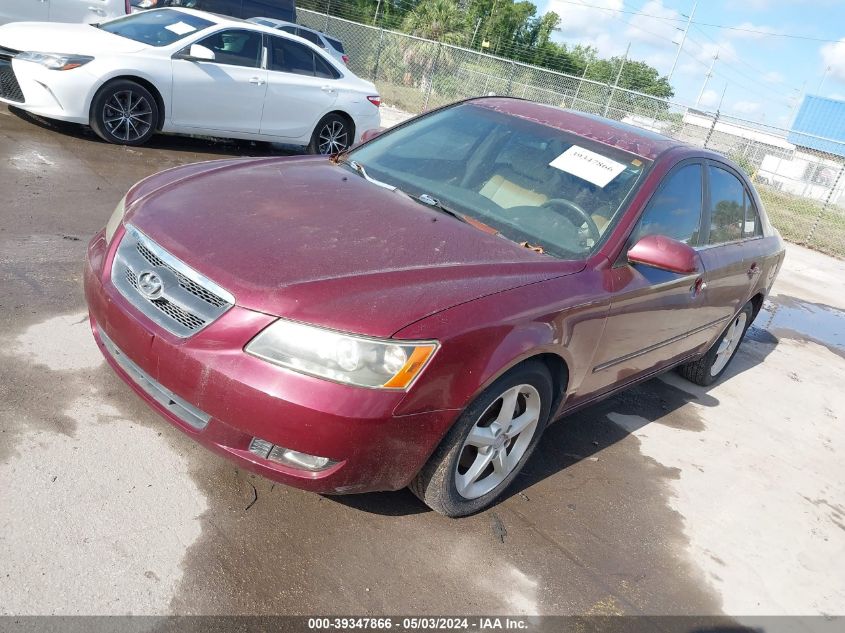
[137,270,164,299]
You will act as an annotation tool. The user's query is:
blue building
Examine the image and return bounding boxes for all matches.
[788,95,845,158]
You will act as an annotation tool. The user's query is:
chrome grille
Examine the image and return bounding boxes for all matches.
[111,225,234,337]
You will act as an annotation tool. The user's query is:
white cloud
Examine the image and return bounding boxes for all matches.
[821,39,845,83]
[548,0,626,57]
[732,100,763,115]
[624,0,681,47]
[698,89,720,108]
[763,71,785,84]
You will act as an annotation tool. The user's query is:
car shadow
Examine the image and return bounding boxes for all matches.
[328,322,780,517]
[7,105,301,157]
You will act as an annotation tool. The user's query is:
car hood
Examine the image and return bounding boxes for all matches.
[124,156,584,338]
[0,22,146,55]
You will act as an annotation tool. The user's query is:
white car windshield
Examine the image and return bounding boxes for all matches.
[98,9,214,47]
[348,103,650,259]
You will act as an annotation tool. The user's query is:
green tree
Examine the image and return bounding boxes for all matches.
[401,0,468,43]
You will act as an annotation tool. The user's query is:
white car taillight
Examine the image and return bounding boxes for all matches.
[367,95,381,107]
[342,54,349,65]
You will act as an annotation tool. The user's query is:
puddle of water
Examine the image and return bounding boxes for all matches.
[756,295,845,358]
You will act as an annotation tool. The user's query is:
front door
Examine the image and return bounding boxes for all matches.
[48,0,112,22]
[260,34,338,140]
[577,162,716,399]
[0,0,48,24]
[170,28,266,134]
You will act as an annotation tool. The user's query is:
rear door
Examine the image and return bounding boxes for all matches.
[695,162,763,329]
[0,0,48,24]
[260,34,338,139]
[170,28,267,133]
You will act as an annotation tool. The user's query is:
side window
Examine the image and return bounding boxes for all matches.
[314,53,339,79]
[743,192,763,238]
[632,164,703,245]
[278,25,298,34]
[296,28,326,48]
[708,166,745,244]
[192,29,262,68]
[269,36,315,76]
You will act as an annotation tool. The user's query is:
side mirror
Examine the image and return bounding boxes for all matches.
[360,128,384,143]
[178,44,215,62]
[627,234,699,274]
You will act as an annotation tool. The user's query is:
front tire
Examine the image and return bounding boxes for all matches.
[307,113,353,155]
[678,301,754,386]
[410,361,553,517]
[90,80,159,146]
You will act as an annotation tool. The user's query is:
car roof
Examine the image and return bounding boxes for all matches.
[468,97,685,161]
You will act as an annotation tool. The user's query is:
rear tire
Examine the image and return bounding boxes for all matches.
[410,361,553,517]
[306,113,353,155]
[90,80,159,146]
[678,301,754,386]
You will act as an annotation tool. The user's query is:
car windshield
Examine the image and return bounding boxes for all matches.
[98,9,214,47]
[348,103,649,259]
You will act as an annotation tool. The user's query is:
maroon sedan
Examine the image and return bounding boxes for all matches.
[84,97,784,516]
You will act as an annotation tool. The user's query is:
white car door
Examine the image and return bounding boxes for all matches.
[260,34,338,140]
[0,0,48,25]
[170,28,267,134]
[48,0,124,23]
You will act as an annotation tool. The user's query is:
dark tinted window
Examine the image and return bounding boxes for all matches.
[269,36,313,75]
[743,192,763,238]
[314,53,338,78]
[296,28,325,47]
[99,9,213,47]
[326,36,344,53]
[269,36,339,78]
[189,0,240,15]
[278,25,297,33]
[708,166,745,244]
[633,164,703,245]
[192,29,262,67]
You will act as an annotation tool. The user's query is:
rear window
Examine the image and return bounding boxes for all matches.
[99,9,213,47]
[326,36,344,53]
[296,28,325,47]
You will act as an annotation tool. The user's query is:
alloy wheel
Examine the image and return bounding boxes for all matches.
[455,384,541,499]
[711,312,748,376]
[103,90,153,143]
[317,120,349,155]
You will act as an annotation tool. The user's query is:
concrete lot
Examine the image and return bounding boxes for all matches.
[1,105,843,617]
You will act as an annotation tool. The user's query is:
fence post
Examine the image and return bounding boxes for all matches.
[703,111,719,149]
[324,0,330,32]
[371,28,385,82]
[423,43,443,112]
[806,160,845,245]
[505,61,516,96]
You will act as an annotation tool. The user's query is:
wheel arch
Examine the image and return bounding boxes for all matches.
[89,75,166,131]
[749,291,765,321]
[320,109,356,142]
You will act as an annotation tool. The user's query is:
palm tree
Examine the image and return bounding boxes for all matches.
[401,0,467,43]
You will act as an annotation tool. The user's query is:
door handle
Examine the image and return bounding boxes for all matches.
[321,85,335,93]
[88,6,105,13]
[248,77,265,86]
[692,277,707,297]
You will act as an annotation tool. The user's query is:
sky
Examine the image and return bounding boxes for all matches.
[532,0,845,129]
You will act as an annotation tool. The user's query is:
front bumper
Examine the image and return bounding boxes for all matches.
[0,57,94,123]
[84,229,458,493]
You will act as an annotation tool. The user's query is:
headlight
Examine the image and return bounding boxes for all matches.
[104,196,126,245]
[16,52,94,71]
[245,320,438,390]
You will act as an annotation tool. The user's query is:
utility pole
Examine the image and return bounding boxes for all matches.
[787,81,806,126]
[696,48,718,107]
[818,66,831,94]
[604,42,630,117]
[469,17,482,49]
[668,0,697,82]
[571,59,592,109]
[372,0,381,25]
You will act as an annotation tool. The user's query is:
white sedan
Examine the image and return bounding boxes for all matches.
[0,8,381,151]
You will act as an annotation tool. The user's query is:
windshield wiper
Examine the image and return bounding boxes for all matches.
[414,193,469,224]
[342,159,398,192]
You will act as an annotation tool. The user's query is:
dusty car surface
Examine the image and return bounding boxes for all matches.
[84,97,785,516]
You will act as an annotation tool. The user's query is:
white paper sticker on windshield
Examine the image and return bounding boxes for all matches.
[549,145,626,188]
[165,21,197,36]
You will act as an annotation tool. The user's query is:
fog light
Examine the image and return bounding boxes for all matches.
[248,436,335,472]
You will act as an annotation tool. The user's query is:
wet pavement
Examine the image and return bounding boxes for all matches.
[1,105,844,616]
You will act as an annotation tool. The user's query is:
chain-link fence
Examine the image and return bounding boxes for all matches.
[298,8,845,258]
